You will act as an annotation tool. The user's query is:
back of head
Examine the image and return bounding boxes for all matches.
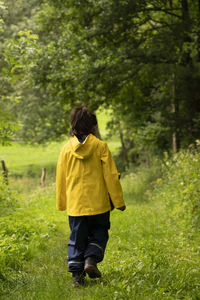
[70,105,97,139]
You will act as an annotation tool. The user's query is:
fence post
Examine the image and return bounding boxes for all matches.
[41,167,46,188]
[1,160,8,185]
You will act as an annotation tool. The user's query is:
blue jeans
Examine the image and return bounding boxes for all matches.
[67,211,110,274]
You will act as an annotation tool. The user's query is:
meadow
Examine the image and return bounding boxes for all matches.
[0,111,200,299]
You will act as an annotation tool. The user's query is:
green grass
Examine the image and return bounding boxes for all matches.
[0,141,64,177]
[0,141,63,193]
[1,113,200,299]
[1,179,200,300]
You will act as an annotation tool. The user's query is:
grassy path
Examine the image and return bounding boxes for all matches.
[1,110,200,299]
[2,181,200,300]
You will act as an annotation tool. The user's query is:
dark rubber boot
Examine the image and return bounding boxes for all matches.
[84,257,101,278]
[72,272,85,287]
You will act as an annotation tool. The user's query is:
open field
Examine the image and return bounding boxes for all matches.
[0,109,120,189]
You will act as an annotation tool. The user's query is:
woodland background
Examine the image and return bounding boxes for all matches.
[0,1,200,299]
[1,0,200,166]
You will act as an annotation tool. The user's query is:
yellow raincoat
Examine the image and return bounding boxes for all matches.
[56,134,125,216]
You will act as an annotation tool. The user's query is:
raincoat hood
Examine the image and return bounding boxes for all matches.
[69,134,97,159]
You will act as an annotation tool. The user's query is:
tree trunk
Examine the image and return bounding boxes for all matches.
[168,0,173,9]
[181,0,192,64]
[118,122,129,169]
[198,0,200,61]
[172,104,177,153]
[168,1,179,153]
[181,0,189,20]
[171,73,179,153]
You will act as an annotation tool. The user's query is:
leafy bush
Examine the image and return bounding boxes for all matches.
[0,178,57,292]
[153,143,200,225]
[0,211,56,292]
[0,175,19,214]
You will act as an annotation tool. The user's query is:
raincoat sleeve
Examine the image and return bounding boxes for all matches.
[101,142,125,209]
[56,147,67,211]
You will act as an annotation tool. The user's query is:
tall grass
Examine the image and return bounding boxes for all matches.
[122,159,162,204]
[0,114,200,299]
[1,167,200,299]
[152,144,200,226]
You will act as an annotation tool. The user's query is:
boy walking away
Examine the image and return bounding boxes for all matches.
[56,106,126,287]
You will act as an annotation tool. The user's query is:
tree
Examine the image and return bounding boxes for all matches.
[0,0,19,145]
[3,0,200,162]
[0,0,49,143]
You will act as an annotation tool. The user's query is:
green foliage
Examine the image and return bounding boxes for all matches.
[0,96,21,145]
[0,1,26,144]
[38,0,200,151]
[0,2,5,32]
[0,180,57,293]
[122,159,162,203]
[0,213,55,279]
[153,142,200,225]
[0,140,200,298]
[1,177,199,299]
[0,176,18,213]
[0,0,43,144]
[1,0,199,151]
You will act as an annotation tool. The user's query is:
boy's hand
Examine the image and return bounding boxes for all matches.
[117,205,126,211]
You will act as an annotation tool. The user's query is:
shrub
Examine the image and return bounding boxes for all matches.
[0,211,56,291]
[0,176,19,215]
[0,178,57,291]
[153,143,200,225]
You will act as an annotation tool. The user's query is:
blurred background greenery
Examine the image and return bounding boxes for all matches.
[1,0,200,170]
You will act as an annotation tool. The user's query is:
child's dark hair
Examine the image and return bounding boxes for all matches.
[70,105,97,138]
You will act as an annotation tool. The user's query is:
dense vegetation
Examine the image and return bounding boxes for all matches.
[0,141,200,299]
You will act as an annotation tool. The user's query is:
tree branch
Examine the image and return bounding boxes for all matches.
[138,7,182,19]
